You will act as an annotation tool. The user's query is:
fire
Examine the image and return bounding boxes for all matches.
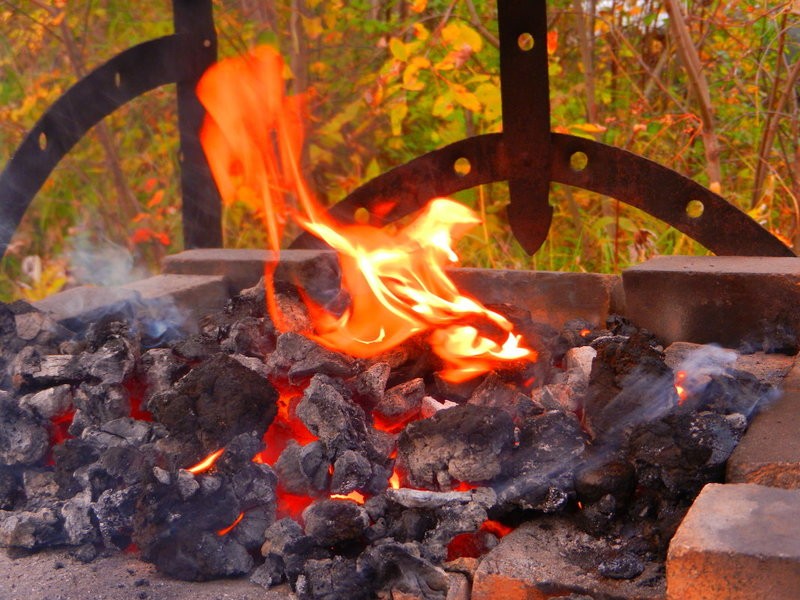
[217,512,244,536]
[389,470,401,489]
[197,45,535,383]
[674,370,689,405]
[186,448,225,474]
[330,491,366,504]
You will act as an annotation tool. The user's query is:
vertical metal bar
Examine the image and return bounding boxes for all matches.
[172,0,222,248]
[498,0,554,254]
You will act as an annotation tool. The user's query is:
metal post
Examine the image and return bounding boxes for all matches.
[173,0,222,248]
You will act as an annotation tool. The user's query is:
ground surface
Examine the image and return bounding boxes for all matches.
[0,549,292,600]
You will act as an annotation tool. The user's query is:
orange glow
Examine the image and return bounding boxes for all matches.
[217,512,244,536]
[579,328,591,337]
[481,519,513,538]
[446,520,513,560]
[389,471,401,489]
[254,390,318,466]
[453,480,476,492]
[197,46,535,383]
[675,370,689,405]
[277,490,316,521]
[186,448,225,474]
[330,491,366,504]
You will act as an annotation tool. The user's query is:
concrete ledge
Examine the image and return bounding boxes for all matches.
[448,269,623,329]
[162,249,623,330]
[622,256,800,348]
[667,483,800,599]
[727,356,800,488]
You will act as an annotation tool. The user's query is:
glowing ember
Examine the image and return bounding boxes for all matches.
[674,370,689,405]
[389,470,401,489]
[186,448,225,474]
[330,491,366,504]
[217,512,244,536]
[446,520,513,560]
[580,328,591,337]
[197,45,535,383]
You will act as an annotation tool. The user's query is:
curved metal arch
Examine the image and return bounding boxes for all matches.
[292,132,794,258]
[0,32,215,257]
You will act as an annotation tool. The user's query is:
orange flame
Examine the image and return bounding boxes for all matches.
[198,46,535,382]
[330,491,366,504]
[217,512,244,536]
[389,470,401,489]
[674,370,689,405]
[186,448,225,474]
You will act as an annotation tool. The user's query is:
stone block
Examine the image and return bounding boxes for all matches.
[727,357,800,488]
[34,285,140,331]
[622,256,800,348]
[449,269,623,329]
[163,248,271,294]
[121,274,228,322]
[667,483,800,599]
[162,248,341,296]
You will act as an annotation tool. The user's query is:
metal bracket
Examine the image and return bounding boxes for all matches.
[294,0,794,258]
[0,0,220,258]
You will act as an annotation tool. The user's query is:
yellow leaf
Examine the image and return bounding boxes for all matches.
[413,23,430,41]
[432,92,455,118]
[451,84,481,112]
[441,22,483,53]
[474,82,501,121]
[402,63,425,91]
[410,0,427,13]
[389,99,408,135]
[389,37,408,62]
[302,16,323,40]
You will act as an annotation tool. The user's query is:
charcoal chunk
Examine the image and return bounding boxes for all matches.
[302,499,369,546]
[494,410,587,511]
[295,556,372,600]
[398,405,514,490]
[374,378,425,422]
[268,332,356,383]
[0,398,49,466]
[133,469,251,581]
[359,541,449,600]
[147,353,278,452]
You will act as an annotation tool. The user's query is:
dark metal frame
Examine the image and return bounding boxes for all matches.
[0,0,220,257]
[1,0,794,260]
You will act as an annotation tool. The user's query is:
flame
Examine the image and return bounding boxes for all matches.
[186,448,225,474]
[389,470,401,489]
[330,491,366,504]
[217,512,244,536]
[197,45,535,383]
[674,370,689,405]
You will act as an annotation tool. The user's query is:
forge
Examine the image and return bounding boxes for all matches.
[1,249,799,600]
[1,1,800,600]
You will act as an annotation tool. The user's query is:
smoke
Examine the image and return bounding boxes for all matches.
[65,229,147,287]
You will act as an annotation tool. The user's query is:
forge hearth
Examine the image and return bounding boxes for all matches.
[1,249,800,600]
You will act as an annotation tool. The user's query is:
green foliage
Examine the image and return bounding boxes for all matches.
[1,0,798,302]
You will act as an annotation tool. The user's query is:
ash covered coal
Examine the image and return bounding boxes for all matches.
[0,284,784,598]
